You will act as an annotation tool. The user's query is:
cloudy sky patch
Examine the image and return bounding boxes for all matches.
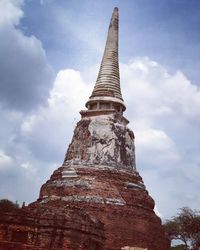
[0,0,53,112]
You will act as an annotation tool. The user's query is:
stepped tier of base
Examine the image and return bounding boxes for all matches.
[0,165,169,250]
[34,165,169,250]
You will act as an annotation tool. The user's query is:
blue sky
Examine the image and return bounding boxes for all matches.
[0,0,200,220]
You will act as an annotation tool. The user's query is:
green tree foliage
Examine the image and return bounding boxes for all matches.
[171,245,187,250]
[164,207,200,250]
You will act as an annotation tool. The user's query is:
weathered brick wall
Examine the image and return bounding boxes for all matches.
[0,206,105,250]
[64,114,136,172]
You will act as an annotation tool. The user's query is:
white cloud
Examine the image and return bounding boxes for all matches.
[0,0,23,28]
[20,69,92,162]
[49,69,91,110]
[0,0,53,111]
[136,128,180,166]
[122,57,200,124]
[0,68,92,202]
[0,150,13,170]
[120,57,200,217]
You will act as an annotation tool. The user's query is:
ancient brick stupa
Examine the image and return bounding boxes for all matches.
[0,7,169,250]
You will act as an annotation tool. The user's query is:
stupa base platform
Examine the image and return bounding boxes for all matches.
[32,165,170,250]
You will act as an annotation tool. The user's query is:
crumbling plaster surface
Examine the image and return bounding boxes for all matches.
[64,113,136,172]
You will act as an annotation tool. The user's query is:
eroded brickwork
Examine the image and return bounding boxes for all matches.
[64,114,135,172]
[0,204,105,250]
[38,160,169,249]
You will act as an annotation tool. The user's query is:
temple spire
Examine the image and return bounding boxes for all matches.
[85,7,126,114]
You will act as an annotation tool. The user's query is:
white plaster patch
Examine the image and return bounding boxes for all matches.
[62,166,78,178]
[51,179,92,189]
[126,182,145,190]
[121,247,147,250]
[88,115,117,162]
[105,197,126,205]
[41,194,126,206]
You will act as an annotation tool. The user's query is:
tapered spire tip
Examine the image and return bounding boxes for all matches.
[82,6,126,116]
